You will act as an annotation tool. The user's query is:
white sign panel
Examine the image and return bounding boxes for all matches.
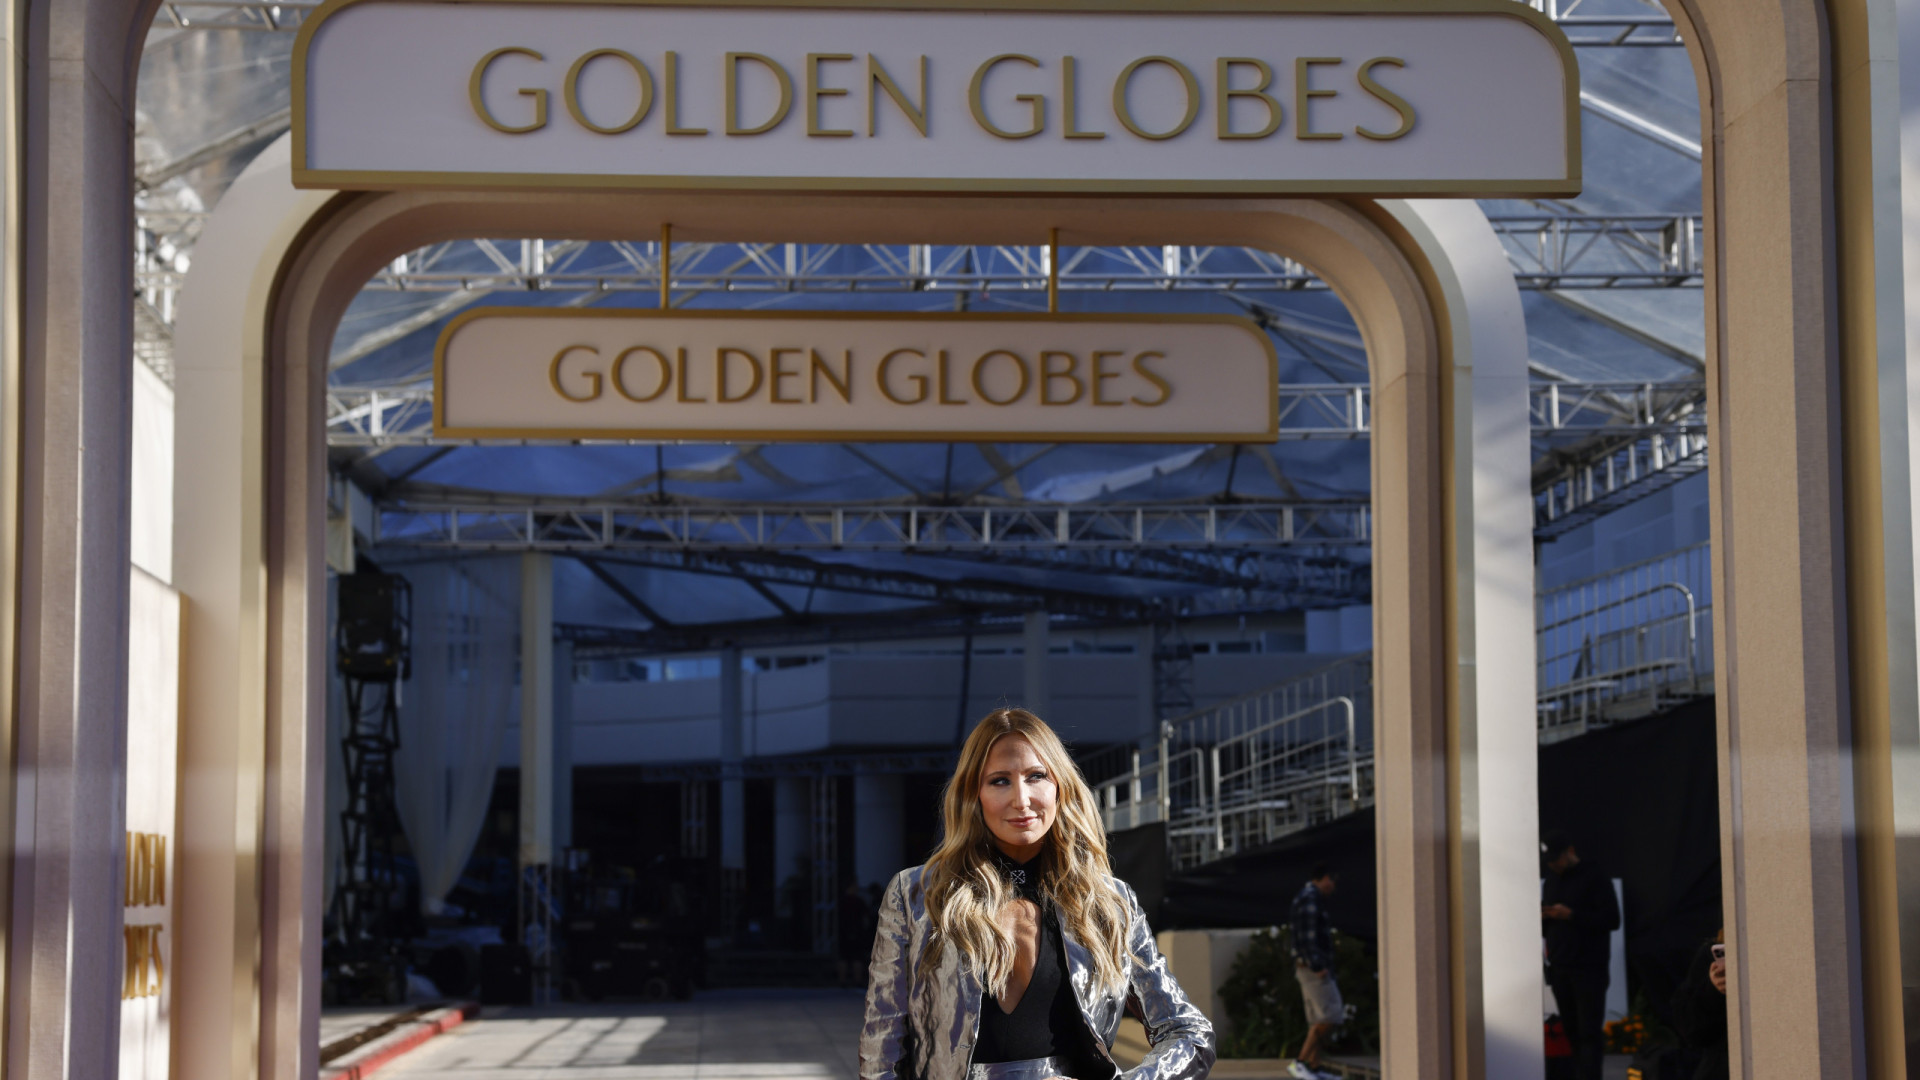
[122,568,180,1080]
[295,0,1578,196]
[434,309,1278,442]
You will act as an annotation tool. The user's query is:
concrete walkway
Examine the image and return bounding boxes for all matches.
[370,990,866,1079]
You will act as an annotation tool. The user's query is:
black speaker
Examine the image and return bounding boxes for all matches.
[337,572,410,681]
[479,943,533,1006]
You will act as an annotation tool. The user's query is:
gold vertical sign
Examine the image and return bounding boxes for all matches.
[123,831,167,1000]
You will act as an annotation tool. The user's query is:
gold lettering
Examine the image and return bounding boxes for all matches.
[968,54,1045,140]
[120,925,164,999]
[878,348,930,404]
[469,47,548,134]
[1091,350,1126,406]
[549,345,602,402]
[717,347,765,401]
[123,926,143,1000]
[134,834,150,906]
[810,349,854,403]
[1040,350,1085,404]
[806,53,855,137]
[612,346,672,402]
[564,49,654,134]
[1062,57,1105,140]
[1216,58,1282,139]
[1113,56,1200,141]
[1130,351,1173,406]
[726,52,794,136]
[770,347,804,402]
[971,350,1032,406]
[665,51,708,135]
[1356,57,1415,140]
[676,347,708,402]
[148,927,164,996]
[1294,57,1343,141]
[868,55,929,136]
[153,836,166,906]
[937,350,967,405]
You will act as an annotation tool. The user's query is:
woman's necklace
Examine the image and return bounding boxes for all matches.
[991,846,1046,904]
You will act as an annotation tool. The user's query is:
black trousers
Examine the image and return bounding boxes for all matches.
[1549,965,1610,1080]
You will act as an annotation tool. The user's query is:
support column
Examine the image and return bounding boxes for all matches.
[854,773,904,891]
[1023,611,1052,720]
[554,639,573,853]
[774,777,811,921]
[718,647,745,933]
[1136,625,1157,741]
[518,554,554,999]
[518,554,554,870]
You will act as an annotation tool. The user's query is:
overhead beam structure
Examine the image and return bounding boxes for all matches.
[149,1,1684,46]
[369,499,1372,554]
[327,378,1708,448]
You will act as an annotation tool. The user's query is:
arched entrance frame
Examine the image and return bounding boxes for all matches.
[163,133,1540,1080]
[1,2,1915,1080]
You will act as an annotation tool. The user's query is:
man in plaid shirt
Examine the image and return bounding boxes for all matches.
[1287,865,1343,1080]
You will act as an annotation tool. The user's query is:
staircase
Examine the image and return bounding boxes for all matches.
[1086,655,1374,874]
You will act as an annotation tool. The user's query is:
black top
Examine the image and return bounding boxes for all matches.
[973,849,1111,1079]
[975,905,1070,1063]
[1541,860,1621,972]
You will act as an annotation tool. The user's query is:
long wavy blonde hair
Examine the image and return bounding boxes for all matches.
[918,708,1131,997]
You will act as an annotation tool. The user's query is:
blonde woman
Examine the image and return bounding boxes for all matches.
[860,708,1214,1080]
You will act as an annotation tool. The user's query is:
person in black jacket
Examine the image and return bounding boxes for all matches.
[1541,830,1620,1080]
[1672,931,1729,1080]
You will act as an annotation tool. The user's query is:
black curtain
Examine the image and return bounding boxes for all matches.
[1107,821,1168,925]
[1144,698,1722,1014]
[1538,697,1722,1021]
[1158,808,1377,939]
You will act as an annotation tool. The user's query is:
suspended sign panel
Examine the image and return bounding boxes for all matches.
[434,309,1278,442]
[294,0,1578,196]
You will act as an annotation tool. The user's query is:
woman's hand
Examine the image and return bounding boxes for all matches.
[1708,957,1726,994]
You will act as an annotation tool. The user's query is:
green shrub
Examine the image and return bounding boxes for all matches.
[1215,926,1379,1058]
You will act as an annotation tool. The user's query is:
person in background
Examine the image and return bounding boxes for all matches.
[838,878,872,987]
[1288,865,1342,1080]
[1540,831,1620,1080]
[1672,930,1729,1080]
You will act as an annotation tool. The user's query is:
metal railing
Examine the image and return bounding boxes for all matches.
[1536,541,1712,739]
[1084,544,1720,867]
[1089,655,1373,872]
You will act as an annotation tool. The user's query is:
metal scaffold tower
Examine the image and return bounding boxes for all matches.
[328,570,413,1004]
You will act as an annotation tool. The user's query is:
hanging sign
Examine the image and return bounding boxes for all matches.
[293,0,1579,196]
[433,309,1278,442]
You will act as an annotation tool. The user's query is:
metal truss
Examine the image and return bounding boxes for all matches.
[150,1,319,31]
[1532,378,1706,538]
[372,499,1372,553]
[1496,214,1702,288]
[161,226,1700,311]
[160,0,1677,45]
[1531,379,1704,435]
[1534,425,1707,540]
[327,378,1704,447]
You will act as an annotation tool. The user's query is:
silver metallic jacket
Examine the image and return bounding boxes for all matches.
[859,865,1215,1080]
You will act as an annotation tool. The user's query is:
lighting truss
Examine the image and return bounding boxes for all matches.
[1534,426,1708,540]
[327,378,1705,447]
[371,499,1372,553]
[157,1,1680,46]
[147,224,1703,303]
[1495,214,1702,288]
[149,1,318,31]
[1531,379,1704,436]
